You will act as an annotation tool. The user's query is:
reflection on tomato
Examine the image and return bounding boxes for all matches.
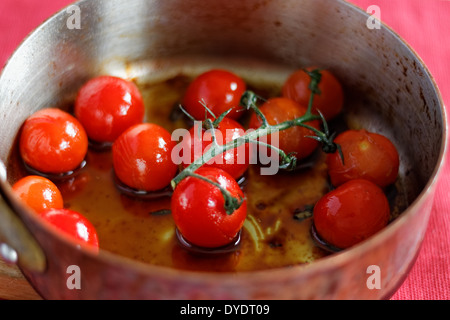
[112,123,178,192]
[75,76,145,143]
[326,129,399,188]
[282,67,344,120]
[19,108,88,174]
[12,175,63,213]
[313,179,390,249]
[40,208,99,250]
[171,167,247,248]
[182,69,246,120]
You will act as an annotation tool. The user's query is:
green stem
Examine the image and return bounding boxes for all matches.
[240,91,269,127]
[303,68,322,115]
[171,110,321,188]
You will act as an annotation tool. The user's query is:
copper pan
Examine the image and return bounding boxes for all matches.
[0,0,446,299]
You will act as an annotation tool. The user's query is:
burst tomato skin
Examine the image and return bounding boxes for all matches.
[313,179,390,249]
[248,97,320,160]
[181,69,246,120]
[171,167,247,248]
[326,129,399,188]
[74,75,145,143]
[39,208,99,249]
[180,118,250,179]
[12,175,64,213]
[19,108,88,174]
[282,67,344,120]
[112,123,178,192]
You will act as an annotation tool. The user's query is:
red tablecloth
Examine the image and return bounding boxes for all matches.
[0,0,449,300]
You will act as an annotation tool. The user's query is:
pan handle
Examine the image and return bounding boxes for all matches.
[0,161,46,273]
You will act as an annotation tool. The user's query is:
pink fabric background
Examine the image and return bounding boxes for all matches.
[0,0,449,300]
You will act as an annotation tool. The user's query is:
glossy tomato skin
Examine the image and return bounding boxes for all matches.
[313,179,390,249]
[180,118,250,179]
[40,208,99,249]
[112,123,178,192]
[12,175,64,213]
[326,129,399,188]
[19,108,88,174]
[282,67,344,120]
[248,97,320,160]
[182,69,246,120]
[74,76,145,143]
[171,167,247,248]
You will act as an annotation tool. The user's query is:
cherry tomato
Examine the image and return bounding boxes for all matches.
[179,117,250,179]
[181,69,246,120]
[12,175,64,214]
[326,129,399,188]
[248,97,320,160]
[40,208,99,249]
[19,108,88,174]
[282,67,344,120]
[112,123,178,192]
[171,167,247,248]
[74,75,145,143]
[313,179,390,249]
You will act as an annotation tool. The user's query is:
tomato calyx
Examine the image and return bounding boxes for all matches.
[303,112,344,162]
[304,68,322,95]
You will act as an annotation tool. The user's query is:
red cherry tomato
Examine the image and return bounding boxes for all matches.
[19,108,88,174]
[282,67,344,120]
[248,97,320,160]
[179,117,250,179]
[12,175,64,213]
[181,69,246,120]
[326,129,399,188]
[171,167,247,248]
[74,75,145,143]
[313,179,390,249]
[40,208,99,249]
[112,123,178,192]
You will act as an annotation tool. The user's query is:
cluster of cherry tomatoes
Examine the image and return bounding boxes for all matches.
[315,128,399,249]
[13,66,400,254]
[13,75,148,250]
